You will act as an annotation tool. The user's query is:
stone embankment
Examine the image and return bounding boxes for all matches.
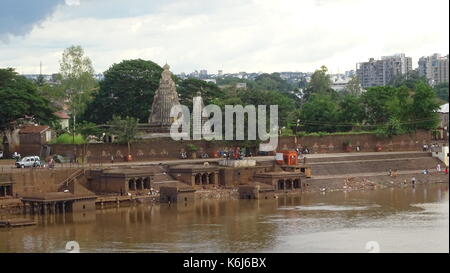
[303,151,448,192]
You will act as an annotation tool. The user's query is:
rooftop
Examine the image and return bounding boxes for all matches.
[19,125,50,134]
[54,111,70,119]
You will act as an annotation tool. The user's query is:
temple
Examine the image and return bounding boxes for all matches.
[146,64,180,133]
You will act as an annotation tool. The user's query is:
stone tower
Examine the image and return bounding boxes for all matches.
[148,64,180,131]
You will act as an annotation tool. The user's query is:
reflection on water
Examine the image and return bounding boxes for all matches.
[0,184,448,253]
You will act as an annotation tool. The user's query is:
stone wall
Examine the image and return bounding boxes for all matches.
[278,130,432,153]
[47,130,433,163]
[4,169,79,196]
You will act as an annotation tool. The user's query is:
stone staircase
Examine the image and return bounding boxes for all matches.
[306,152,440,177]
[57,169,95,196]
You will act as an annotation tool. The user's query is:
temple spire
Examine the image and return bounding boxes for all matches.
[148,64,180,130]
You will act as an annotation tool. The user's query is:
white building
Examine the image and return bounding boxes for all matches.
[418,54,449,86]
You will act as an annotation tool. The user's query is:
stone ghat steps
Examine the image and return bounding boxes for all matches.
[311,157,441,176]
[306,172,449,191]
[153,172,176,182]
[305,152,431,163]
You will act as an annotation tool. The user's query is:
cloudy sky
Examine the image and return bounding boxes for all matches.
[0,0,448,75]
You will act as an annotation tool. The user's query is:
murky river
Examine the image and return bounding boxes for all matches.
[0,184,448,253]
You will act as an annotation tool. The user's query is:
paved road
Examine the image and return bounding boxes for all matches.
[0,150,434,172]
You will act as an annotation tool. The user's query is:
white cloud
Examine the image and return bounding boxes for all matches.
[0,0,448,74]
[65,0,80,6]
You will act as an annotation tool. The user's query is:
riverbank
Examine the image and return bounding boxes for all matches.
[1,150,448,218]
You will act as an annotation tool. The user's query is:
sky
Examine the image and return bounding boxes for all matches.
[0,0,448,75]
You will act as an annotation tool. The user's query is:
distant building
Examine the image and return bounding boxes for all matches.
[356,53,412,88]
[53,111,70,130]
[204,79,216,84]
[436,103,449,140]
[418,54,449,86]
[330,75,351,91]
[18,124,55,156]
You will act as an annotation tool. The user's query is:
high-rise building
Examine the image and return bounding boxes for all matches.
[199,69,208,79]
[356,53,412,88]
[418,54,449,85]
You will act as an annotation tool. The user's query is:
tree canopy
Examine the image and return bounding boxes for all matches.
[82,59,163,124]
[302,66,333,101]
[0,68,56,130]
[59,45,98,124]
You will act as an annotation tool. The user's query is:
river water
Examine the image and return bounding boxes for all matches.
[0,184,448,253]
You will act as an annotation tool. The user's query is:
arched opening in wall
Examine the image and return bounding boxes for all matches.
[208,173,215,185]
[195,173,201,185]
[293,179,300,189]
[286,180,292,190]
[128,179,135,191]
[278,180,285,190]
[136,178,143,190]
[202,173,209,185]
[143,178,150,189]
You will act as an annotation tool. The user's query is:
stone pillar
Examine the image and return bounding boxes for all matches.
[62,202,66,214]
[133,180,136,191]
[214,173,218,186]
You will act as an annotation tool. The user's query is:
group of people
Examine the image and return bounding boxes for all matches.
[388,168,398,177]
[422,143,442,152]
[221,148,245,160]
[295,147,310,157]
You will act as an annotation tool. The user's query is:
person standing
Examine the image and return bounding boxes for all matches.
[437,164,441,172]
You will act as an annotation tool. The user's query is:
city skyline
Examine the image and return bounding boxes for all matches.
[1,0,449,75]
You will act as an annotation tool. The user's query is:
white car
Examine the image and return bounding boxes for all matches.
[0,151,3,159]
[15,156,42,168]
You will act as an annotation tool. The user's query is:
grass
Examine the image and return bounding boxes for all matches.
[50,133,87,144]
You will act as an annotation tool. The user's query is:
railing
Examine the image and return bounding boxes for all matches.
[57,168,85,191]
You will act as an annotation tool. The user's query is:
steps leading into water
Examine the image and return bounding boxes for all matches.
[305,152,441,177]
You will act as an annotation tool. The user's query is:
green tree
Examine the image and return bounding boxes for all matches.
[0,68,57,153]
[107,115,138,157]
[36,74,65,103]
[337,94,366,131]
[302,66,333,102]
[59,45,98,130]
[299,94,338,132]
[376,117,405,137]
[0,68,56,130]
[254,73,295,92]
[83,59,163,124]
[409,82,440,131]
[361,86,397,125]
[433,82,449,102]
[177,78,224,110]
[343,75,363,96]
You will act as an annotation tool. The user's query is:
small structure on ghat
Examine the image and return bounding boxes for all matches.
[0,174,14,198]
[21,192,97,214]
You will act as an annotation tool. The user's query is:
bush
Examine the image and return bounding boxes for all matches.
[186,144,199,152]
[50,133,86,144]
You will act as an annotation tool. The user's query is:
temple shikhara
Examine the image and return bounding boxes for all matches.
[140,63,181,136]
